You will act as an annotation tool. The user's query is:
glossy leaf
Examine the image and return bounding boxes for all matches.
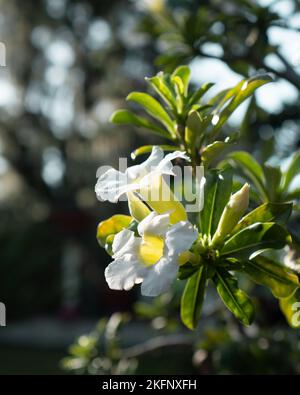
[172,65,190,96]
[110,109,171,139]
[131,145,180,160]
[220,222,290,259]
[127,92,175,136]
[97,215,132,248]
[199,167,232,237]
[146,73,177,110]
[188,82,215,106]
[243,256,299,298]
[263,165,281,201]
[279,294,300,329]
[214,269,255,326]
[181,266,207,330]
[210,74,273,140]
[232,202,292,234]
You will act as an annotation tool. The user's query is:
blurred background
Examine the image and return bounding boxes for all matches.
[0,0,300,374]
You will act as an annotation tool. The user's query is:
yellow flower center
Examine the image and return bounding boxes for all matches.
[139,234,164,267]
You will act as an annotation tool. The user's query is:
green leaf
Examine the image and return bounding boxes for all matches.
[188,82,215,107]
[131,145,180,160]
[227,151,268,201]
[243,256,299,298]
[127,92,176,136]
[97,215,132,248]
[199,167,232,237]
[185,110,202,147]
[178,262,199,280]
[172,65,190,96]
[281,150,300,192]
[232,202,292,234]
[180,266,207,330]
[110,109,172,139]
[285,189,300,201]
[210,74,273,140]
[263,165,282,201]
[214,269,255,326]
[220,222,290,259]
[146,73,177,110]
[279,294,300,329]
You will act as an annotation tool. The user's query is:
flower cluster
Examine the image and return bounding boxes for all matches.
[95,146,202,296]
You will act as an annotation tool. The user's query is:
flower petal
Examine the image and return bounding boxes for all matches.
[137,211,170,236]
[105,255,147,291]
[126,146,164,180]
[165,221,198,255]
[112,229,140,259]
[95,168,138,202]
[141,256,178,297]
[156,150,190,176]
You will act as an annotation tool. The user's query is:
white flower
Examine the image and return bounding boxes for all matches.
[95,146,189,224]
[104,211,198,297]
[95,146,188,203]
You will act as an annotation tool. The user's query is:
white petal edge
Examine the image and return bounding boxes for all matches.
[137,211,170,236]
[105,255,147,291]
[165,221,198,256]
[141,256,178,297]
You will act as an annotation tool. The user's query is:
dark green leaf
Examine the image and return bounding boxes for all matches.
[181,266,207,330]
[214,269,255,326]
[220,222,290,259]
[178,262,199,280]
[188,82,215,106]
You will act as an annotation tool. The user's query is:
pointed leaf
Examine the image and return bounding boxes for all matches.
[220,222,290,259]
[214,269,255,326]
[146,73,177,110]
[233,202,292,234]
[199,167,232,236]
[188,82,215,106]
[181,266,207,330]
[172,65,190,96]
[127,92,175,136]
[110,109,172,139]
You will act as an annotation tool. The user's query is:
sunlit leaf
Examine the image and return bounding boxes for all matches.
[110,109,172,139]
[127,92,176,136]
[233,202,292,234]
[279,293,300,329]
[172,65,190,96]
[243,255,299,298]
[97,215,132,248]
[131,144,180,159]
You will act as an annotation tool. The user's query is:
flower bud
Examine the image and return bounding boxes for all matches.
[211,183,250,248]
